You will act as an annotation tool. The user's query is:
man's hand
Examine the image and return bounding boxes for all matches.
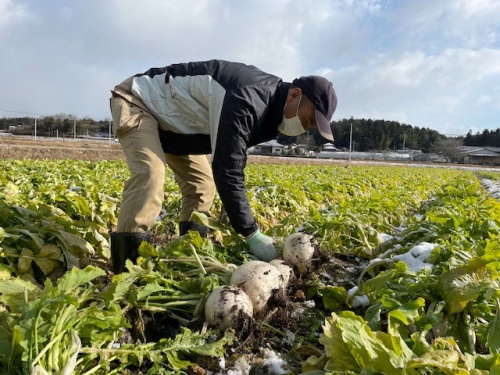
[246,230,278,261]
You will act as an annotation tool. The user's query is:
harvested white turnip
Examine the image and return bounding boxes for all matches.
[230,260,285,316]
[269,259,294,287]
[204,285,253,330]
[283,233,317,275]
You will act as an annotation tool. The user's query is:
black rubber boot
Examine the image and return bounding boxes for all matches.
[110,231,151,274]
[179,221,208,237]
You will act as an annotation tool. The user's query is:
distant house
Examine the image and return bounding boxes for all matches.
[249,140,285,156]
[322,142,337,151]
[459,146,500,166]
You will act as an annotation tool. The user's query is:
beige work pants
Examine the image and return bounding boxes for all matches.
[110,77,215,233]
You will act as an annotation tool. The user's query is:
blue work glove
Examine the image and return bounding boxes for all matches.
[246,230,278,261]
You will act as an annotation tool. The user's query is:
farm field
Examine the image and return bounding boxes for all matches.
[1,151,500,373]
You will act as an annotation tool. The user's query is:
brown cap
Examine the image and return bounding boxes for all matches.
[293,76,337,141]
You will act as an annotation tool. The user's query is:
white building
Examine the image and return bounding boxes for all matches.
[248,140,285,156]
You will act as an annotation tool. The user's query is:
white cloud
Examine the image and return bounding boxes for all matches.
[476,95,493,106]
[0,0,31,27]
[429,0,500,48]
[332,46,500,134]
[58,6,73,22]
[0,0,499,136]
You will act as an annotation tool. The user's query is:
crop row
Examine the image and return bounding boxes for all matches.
[0,159,499,373]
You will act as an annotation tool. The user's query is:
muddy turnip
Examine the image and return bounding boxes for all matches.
[283,233,317,275]
[204,285,253,330]
[230,260,285,316]
[269,259,294,287]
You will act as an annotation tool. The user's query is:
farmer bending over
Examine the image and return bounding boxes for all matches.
[109,59,337,273]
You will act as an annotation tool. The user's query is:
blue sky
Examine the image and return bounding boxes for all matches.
[1,0,499,136]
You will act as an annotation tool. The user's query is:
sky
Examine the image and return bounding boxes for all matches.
[1,0,500,137]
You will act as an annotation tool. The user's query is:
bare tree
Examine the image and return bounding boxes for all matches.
[431,137,463,163]
[297,132,316,151]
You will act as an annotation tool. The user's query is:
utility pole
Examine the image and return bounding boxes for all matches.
[349,116,353,162]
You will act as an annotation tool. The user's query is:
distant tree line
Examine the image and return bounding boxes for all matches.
[278,118,444,152]
[330,118,443,152]
[0,114,111,137]
[2,114,498,152]
[464,129,500,147]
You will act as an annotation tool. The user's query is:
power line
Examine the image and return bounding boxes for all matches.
[0,108,45,117]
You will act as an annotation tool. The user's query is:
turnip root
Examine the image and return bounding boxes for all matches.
[204,285,253,330]
[230,260,285,316]
[283,233,317,275]
[269,259,294,287]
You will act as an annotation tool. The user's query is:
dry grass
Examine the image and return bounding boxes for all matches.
[0,136,125,161]
[4,136,461,169]
[0,136,348,166]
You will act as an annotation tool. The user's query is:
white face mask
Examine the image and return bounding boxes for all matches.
[278,96,306,137]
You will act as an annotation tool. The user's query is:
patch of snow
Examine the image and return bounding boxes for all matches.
[393,252,432,272]
[347,286,358,297]
[351,295,370,308]
[284,330,296,346]
[224,357,251,375]
[409,242,436,261]
[290,300,315,320]
[380,233,393,242]
[290,305,305,320]
[261,348,288,375]
[392,242,437,271]
[347,286,370,308]
[303,300,315,308]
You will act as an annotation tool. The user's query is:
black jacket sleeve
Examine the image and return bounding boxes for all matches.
[211,88,262,237]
